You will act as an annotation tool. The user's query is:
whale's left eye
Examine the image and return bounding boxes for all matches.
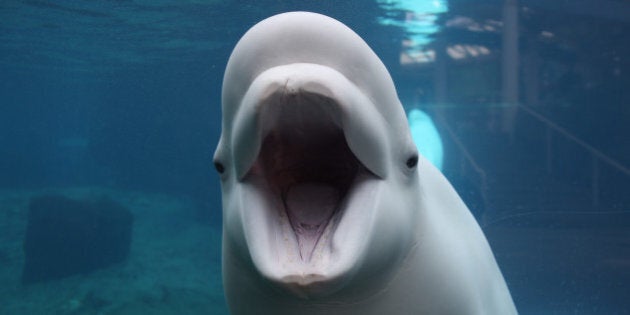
[214,161,225,174]
[406,154,418,169]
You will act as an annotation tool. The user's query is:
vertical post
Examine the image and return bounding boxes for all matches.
[546,124,552,174]
[501,0,519,137]
[523,44,540,107]
[592,155,599,208]
[434,40,447,109]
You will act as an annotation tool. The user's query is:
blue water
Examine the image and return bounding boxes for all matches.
[1,0,629,314]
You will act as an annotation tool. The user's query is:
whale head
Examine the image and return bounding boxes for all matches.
[214,12,421,299]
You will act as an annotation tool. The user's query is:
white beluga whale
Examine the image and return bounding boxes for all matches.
[213,11,517,315]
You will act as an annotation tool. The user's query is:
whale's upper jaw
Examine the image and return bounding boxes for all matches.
[228,64,388,297]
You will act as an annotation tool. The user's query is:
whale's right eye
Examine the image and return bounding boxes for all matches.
[214,161,225,174]
[406,154,418,169]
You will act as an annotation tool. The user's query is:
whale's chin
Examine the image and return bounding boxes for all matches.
[237,90,381,297]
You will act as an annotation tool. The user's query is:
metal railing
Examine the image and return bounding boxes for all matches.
[519,104,630,207]
[434,112,489,215]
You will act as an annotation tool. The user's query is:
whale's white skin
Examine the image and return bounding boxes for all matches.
[214,11,517,315]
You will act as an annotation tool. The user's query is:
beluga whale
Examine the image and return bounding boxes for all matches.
[213,11,517,315]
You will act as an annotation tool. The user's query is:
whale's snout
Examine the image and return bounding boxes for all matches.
[231,63,391,182]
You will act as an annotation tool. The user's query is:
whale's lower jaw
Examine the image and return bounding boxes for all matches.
[233,77,383,297]
[240,170,379,297]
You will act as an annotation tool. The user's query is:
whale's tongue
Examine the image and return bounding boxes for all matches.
[284,183,339,262]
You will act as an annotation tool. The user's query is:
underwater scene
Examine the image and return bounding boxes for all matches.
[0,0,628,314]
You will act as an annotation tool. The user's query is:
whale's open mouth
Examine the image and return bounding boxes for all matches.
[246,91,368,263]
[229,64,388,293]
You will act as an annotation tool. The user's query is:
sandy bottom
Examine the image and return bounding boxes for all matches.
[0,186,228,315]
